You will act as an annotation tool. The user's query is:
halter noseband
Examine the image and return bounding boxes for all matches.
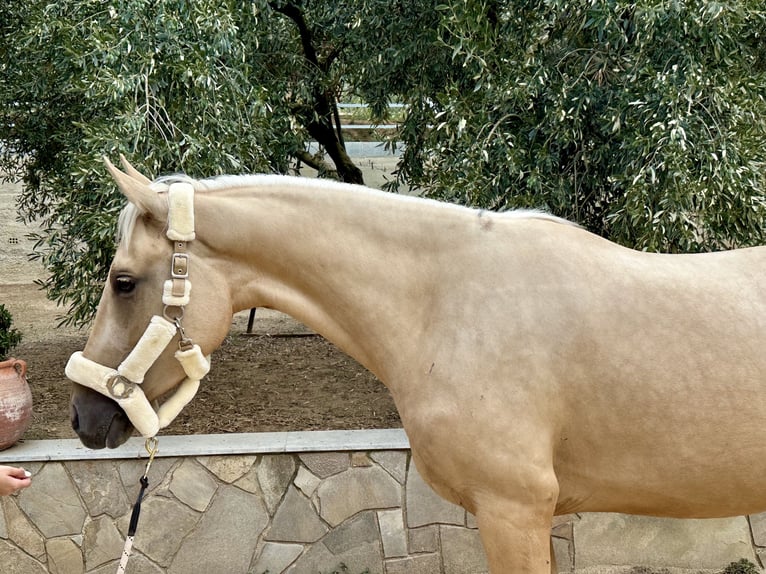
[65,182,210,438]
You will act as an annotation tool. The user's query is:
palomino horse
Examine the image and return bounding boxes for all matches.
[67,157,766,573]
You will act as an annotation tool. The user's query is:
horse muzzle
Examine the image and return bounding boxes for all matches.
[65,327,207,442]
[64,315,209,447]
[70,384,134,449]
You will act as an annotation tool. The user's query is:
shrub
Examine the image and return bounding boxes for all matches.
[720,559,760,574]
[0,304,22,361]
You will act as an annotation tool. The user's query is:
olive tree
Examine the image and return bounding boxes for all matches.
[394,0,766,253]
[0,0,440,326]
[0,1,291,325]
[255,0,448,183]
[4,0,765,327]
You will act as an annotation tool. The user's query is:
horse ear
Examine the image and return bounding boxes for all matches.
[118,154,153,185]
[104,156,167,219]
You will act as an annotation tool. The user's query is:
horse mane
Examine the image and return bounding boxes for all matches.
[116,173,574,247]
[495,209,574,226]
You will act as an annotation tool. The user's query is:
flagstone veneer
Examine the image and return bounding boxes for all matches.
[0,432,760,573]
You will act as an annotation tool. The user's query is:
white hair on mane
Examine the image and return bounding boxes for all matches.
[116,173,574,247]
[496,208,577,226]
[116,202,140,248]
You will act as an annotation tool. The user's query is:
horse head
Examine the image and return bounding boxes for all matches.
[67,157,233,448]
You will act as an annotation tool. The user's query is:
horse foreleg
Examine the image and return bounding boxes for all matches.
[475,500,557,574]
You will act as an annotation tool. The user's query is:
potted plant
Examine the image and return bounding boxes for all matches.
[0,304,32,449]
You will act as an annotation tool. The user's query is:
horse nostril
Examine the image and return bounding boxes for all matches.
[70,404,80,432]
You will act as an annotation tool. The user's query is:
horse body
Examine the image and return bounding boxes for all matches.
[69,160,766,573]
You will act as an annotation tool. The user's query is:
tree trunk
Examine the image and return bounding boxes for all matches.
[270,1,364,186]
[306,120,364,185]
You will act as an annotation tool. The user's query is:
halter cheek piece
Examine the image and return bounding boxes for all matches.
[65,182,211,438]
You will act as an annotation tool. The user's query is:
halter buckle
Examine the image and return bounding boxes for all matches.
[107,374,136,399]
[171,253,189,279]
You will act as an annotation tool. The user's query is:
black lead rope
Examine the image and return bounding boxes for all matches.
[128,475,150,535]
[117,438,159,574]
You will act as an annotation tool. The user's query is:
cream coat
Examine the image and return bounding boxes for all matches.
[69,158,766,572]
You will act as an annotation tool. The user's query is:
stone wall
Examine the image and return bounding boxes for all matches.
[0,431,762,574]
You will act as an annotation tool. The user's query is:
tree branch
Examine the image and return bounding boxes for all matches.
[269,2,344,73]
[295,149,338,179]
[322,42,345,73]
[269,2,319,67]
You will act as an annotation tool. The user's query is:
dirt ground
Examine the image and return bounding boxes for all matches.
[0,283,402,441]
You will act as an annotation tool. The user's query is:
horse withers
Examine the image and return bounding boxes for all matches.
[67,156,766,573]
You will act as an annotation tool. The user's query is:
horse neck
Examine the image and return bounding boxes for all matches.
[194,178,462,381]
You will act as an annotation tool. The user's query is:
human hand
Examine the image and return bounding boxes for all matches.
[0,465,32,495]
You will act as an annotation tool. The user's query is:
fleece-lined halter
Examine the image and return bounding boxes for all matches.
[65,182,210,438]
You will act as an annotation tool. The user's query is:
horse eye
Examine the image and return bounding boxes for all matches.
[113,276,136,295]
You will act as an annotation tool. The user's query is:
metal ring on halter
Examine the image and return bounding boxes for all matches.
[162,309,194,351]
[107,374,136,399]
[163,305,185,323]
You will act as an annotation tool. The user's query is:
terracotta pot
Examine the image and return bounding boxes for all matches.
[0,358,33,450]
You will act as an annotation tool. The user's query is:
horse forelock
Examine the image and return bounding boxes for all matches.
[116,202,140,249]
